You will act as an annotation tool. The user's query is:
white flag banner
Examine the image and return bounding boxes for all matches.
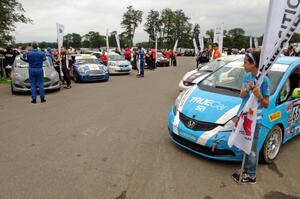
[228,0,300,154]
[173,39,178,52]
[193,38,199,56]
[254,37,259,48]
[56,23,64,54]
[106,29,110,53]
[213,24,224,53]
[250,36,253,49]
[115,33,121,51]
[198,33,204,52]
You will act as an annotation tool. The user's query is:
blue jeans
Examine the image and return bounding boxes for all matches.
[29,68,45,100]
[244,124,261,178]
[140,61,144,76]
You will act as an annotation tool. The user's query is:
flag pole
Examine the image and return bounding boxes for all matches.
[239,152,246,184]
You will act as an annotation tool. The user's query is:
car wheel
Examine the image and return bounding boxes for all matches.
[260,125,283,164]
[73,71,80,83]
[11,82,17,95]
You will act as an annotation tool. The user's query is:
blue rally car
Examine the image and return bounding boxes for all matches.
[168,57,300,163]
[71,54,109,82]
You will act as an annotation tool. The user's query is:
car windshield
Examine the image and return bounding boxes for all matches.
[157,53,163,58]
[199,60,227,72]
[198,62,284,97]
[16,57,52,68]
[76,59,100,65]
[92,53,101,59]
[108,54,124,61]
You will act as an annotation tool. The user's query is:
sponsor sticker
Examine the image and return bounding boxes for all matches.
[179,132,197,141]
[269,111,281,122]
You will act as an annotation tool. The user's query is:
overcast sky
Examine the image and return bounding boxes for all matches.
[15,0,269,43]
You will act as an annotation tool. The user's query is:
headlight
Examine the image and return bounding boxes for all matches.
[173,91,186,114]
[78,68,85,73]
[14,72,23,79]
[219,116,237,132]
[109,62,116,66]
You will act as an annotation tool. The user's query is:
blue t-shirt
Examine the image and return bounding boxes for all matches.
[139,50,144,62]
[24,49,46,69]
[239,72,271,123]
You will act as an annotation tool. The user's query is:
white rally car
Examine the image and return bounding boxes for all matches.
[107,52,132,74]
[179,55,243,91]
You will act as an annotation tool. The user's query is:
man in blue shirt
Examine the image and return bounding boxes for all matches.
[137,47,145,78]
[232,51,271,184]
[23,42,46,103]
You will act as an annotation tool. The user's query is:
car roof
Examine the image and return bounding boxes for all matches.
[275,56,300,65]
[75,54,97,59]
[217,55,244,62]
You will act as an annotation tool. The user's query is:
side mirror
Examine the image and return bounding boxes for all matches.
[292,88,300,99]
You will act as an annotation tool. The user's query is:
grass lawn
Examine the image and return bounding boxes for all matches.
[0,79,11,84]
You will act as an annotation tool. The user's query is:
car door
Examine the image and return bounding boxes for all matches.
[276,65,300,142]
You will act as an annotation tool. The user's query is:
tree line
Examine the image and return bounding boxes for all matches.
[2,2,300,50]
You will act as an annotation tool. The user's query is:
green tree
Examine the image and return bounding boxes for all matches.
[224,28,248,49]
[192,24,200,38]
[121,6,143,47]
[206,29,214,43]
[144,10,161,43]
[0,0,32,46]
[160,8,174,48]
[173,10,192,48]
[82,31,105,48]
[64,33,82,48]
[290,32,300,43]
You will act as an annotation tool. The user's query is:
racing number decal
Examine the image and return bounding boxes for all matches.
[292,105,300,123]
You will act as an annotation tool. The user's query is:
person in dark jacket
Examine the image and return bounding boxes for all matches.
[23,42,46,103]
[0,47,19,78]
[61,51,72,89]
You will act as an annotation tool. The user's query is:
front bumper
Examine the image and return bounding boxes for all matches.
[79,73,109,82]
[168,106,243,161]
[108,66,132,74]
[12,80,60,92]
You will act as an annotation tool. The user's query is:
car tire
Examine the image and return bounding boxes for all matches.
[260,125,283,164]
[11,83,17,95]
[73,71,80,83]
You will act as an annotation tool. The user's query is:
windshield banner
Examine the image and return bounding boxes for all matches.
[193,38,199,56]
[199,33,204,52]
[56,23,64,54]
[228,0,300,154]
[213,23,224,53]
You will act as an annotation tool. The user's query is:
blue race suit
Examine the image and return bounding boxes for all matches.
[24,49,46,100]
[139,50,145,76]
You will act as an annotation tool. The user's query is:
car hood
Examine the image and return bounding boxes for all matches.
[14,67,56,78]
[108,60,130,65]
[184,70,211,83]
[76,64,104,70]
[182,69,198,81]
[180,87,241,124]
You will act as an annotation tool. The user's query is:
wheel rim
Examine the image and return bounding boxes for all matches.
[266,128,282,160]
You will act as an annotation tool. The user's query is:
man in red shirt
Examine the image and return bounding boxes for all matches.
[165,49,171,65]
[124,47,131,62]
[212,43,221,60]
[172,51,177,66]
[100,51,108,66]
[151,48,156,69]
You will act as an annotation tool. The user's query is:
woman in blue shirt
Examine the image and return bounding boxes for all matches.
[232,51,271,184]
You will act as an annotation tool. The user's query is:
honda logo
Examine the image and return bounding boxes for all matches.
[187,120,196,128]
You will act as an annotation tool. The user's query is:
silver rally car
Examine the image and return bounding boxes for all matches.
[10,56,60,94]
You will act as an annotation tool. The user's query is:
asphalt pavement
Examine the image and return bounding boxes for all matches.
[0,57,299,199]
